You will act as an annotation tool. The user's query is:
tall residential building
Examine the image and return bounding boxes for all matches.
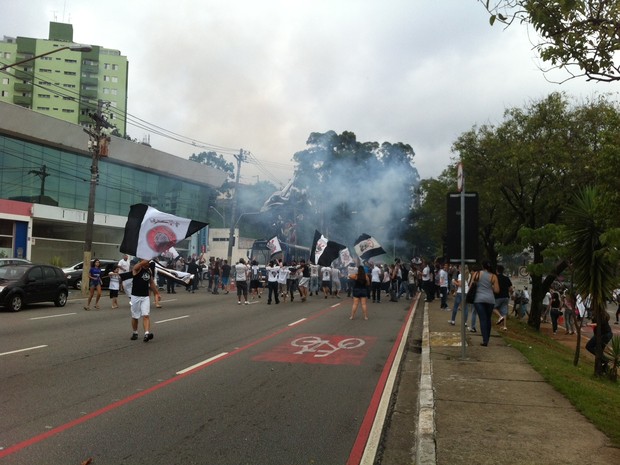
[0,21,128,136]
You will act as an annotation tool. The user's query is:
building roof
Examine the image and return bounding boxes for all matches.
[0,101,228,189]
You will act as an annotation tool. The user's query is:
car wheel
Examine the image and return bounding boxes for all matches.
[9,294,23,312]
[55,290,68,307]
[74,278,81,290]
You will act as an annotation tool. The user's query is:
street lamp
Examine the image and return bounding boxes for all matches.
[209,206,225,228]
[0,44,92,71]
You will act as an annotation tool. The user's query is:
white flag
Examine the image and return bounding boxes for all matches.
[267,236,282,256]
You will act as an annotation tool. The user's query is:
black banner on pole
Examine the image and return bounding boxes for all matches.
[446,192,478,263]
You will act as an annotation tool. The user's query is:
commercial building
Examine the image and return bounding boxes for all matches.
[0,22,129,136]
[0,101,231,266]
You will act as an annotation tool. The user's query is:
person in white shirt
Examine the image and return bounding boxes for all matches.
[277,262,290,302]
[266,260,280,304]
[371,263,383,303]
[118,254,132,300]
[331,266,341,298]
[321,266,332,298]
[234,258,250,305]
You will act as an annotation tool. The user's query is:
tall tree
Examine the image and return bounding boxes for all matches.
[564,186,620,375]
[481,0,620,82]
[452,93,603,329]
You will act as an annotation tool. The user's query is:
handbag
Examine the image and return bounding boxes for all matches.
[465,273,478,304]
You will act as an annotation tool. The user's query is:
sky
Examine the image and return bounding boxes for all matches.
[1,0,611,188]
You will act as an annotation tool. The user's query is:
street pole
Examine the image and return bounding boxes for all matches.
[227,149,245,264]
[81,100,110,296]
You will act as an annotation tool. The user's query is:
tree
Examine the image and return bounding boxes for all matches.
[189,151,235,179]
[481,1,620,82]
[450,93,620,329]
[292,131,419,251]
[564,186,620,375]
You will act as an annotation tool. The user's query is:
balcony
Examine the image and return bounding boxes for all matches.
[13,82,33,92]
[80,76,98,86]
[81,88,98,98]
[13,95,32,106]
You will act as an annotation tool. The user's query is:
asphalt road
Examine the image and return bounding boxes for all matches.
[0,286,416,465]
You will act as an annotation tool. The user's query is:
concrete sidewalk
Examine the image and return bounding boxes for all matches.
[415,298,620,465]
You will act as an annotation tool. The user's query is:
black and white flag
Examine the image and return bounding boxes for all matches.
[310,230,346,266]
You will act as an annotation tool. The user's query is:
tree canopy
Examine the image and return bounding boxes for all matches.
[482,0,620,82]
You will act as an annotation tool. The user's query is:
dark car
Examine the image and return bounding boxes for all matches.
[63,259,118,290]
[0,264,69,312]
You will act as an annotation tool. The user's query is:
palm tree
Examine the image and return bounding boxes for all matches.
[564,187,619,376]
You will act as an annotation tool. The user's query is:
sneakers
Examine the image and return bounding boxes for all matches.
[469,327,477,333]
[238,301,241,305]
[244,301,249,305]
[143,332,154,342]
[130,333,138,340]
[496,316,504,325]
[449,320,455,325]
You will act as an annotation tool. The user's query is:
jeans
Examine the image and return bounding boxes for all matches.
[550,308,562,332]
[586,329,613,361]
[475,302,494,345]
[450,293,472,325]
[440,286,448,308]
[267,281,279,304]
[371,281,382,302]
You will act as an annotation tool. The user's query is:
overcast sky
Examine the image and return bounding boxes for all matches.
[2,0,610,187]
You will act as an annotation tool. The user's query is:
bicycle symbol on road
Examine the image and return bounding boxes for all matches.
[291,335,365,358]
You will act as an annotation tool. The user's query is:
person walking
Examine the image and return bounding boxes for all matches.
[266,260,280,305]
[117,253,132,301]
[249,259,262,300]
[549,288,563,334]
[129,259,160,342]
[108,265,121,309]
[438,262,449,309]
[234,258,249,305]
[472,261,499,346]
[371,262,383,303]
[449,265,468,325]
[277,261,290,302]
[221,259,231,294]
[349,265,371,320]
[298,259,310,302]
[492,264,513,331]
[186,257,199,293]
[85,259,103,310]
[321,265,332,299]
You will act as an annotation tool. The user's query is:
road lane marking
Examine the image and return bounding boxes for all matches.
[288,318,307,326]
[330,303,341,308]
[29,313,77,320]
[156,315,190,324]
[176,352,229,374]
[0,302,342,459]
[0,345,48,357]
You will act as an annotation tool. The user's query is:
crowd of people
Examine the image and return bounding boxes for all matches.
[85,252,615,366]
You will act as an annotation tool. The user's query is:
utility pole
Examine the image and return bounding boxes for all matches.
[81,99,111,296]
[227,149,246,264]
[28,165,49,203]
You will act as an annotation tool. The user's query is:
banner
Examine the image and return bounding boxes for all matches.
[120,204,208,260]
[310,230,346,266]
[354,233,386,260]
[267,236,282,256]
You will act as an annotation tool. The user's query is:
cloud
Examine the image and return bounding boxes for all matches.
[1,0,605,186]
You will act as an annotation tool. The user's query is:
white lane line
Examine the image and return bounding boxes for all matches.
[176,352,229,375]
[330,303,341,308]
[29,313,77,320]
[288,318,307,326]
[155,315,190,324]
[0,345,48,357]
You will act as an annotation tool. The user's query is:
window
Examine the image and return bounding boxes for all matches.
[1,78,8,85]
[112,64,119,71]
[111,76,118,83]
[64,71,76,76]
[111,89,118,95]
[39,68,52,73]
[103,88,110,94]
[65,59,77,64]
[37,106,50,110]
[61,109,75,113]
[2,52,11,59]
[103,75,110,82]
[62,83,76,88]
[1,91,7,97]
[37,94,51,98]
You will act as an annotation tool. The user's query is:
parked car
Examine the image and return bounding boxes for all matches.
[0,264,68,312]
[0,258,32,267]
[63,259,118,290]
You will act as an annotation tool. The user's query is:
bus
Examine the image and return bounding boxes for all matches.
[248,239,311,266]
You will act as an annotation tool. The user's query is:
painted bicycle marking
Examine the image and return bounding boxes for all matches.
[253,334,377,366]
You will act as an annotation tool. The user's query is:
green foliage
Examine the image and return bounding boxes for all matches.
[482,0,620,82]
[604,336,620,381]
[189,151,235,179]
[49,256,63,267]
[501,319,620,445]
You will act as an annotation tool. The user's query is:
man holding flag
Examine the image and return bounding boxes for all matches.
[129,259,161,342]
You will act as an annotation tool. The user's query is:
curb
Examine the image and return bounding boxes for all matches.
[415,301,436,465]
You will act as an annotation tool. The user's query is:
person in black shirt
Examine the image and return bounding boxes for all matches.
[129,259,160,342]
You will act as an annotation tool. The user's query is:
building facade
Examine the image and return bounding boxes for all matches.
[0,22,128,136]
[0,101,231,267]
